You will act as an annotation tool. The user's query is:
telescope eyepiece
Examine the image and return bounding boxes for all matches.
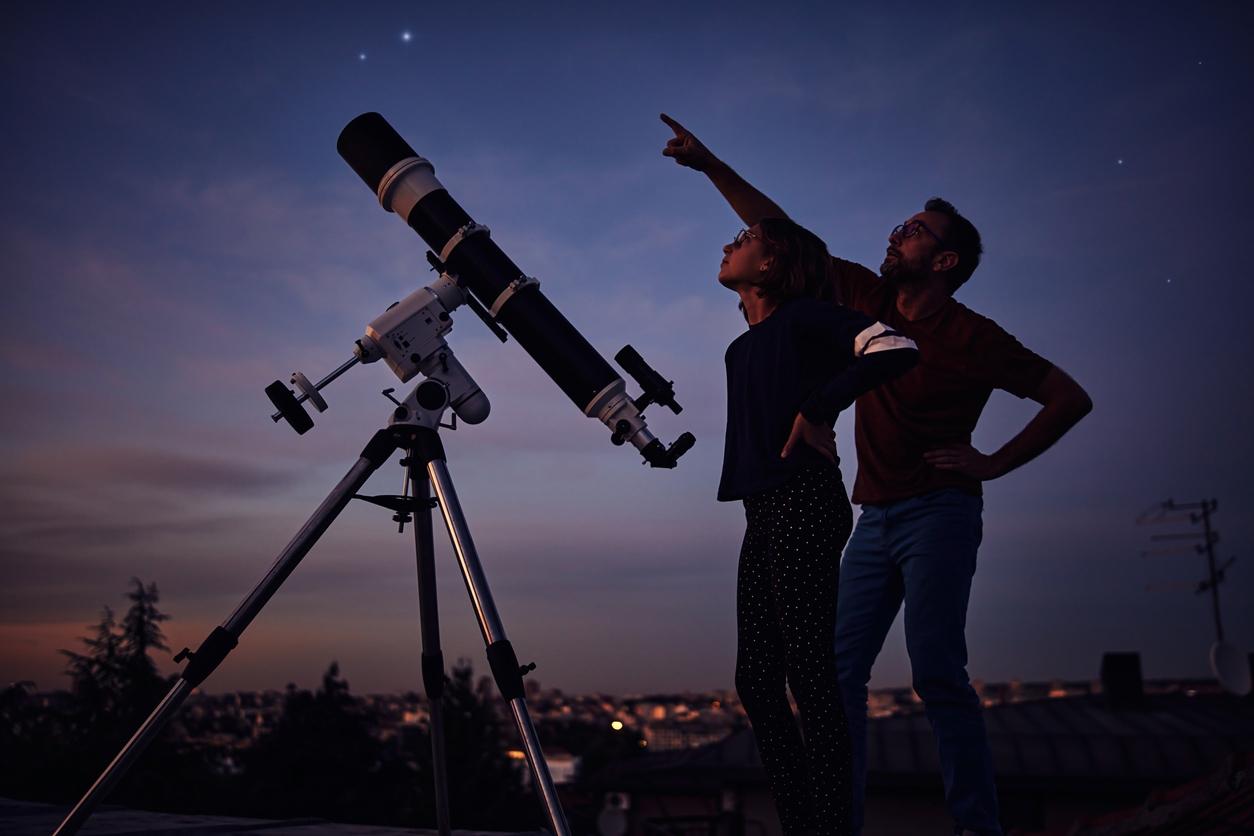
[640,432,696,469]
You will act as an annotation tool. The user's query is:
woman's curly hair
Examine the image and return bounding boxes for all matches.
[753,217,836,303]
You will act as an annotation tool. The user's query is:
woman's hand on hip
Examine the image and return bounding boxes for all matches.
[781,413,837,464]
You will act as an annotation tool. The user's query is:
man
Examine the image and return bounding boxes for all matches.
[661,114,1092,836]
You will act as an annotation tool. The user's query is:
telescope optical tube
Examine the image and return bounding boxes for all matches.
[337,112,691,467]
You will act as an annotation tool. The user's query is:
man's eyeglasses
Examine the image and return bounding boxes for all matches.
[891,219,946,246]
[731,228,760,247]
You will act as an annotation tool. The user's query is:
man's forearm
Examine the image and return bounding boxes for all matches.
[989,375,1092,478]
[801,345,918,426]
[704,159,789,226]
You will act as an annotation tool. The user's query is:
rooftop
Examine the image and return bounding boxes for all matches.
[586,692,1254,793]
[0,797,544,836]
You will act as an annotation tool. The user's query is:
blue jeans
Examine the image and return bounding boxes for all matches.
[835,489,1001,836]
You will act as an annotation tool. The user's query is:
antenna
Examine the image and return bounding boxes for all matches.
[1139,498,1249,695]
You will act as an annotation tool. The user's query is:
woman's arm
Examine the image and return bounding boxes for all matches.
[661,114,788,225]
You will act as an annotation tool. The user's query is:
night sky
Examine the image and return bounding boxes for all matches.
[3,2,1252,696]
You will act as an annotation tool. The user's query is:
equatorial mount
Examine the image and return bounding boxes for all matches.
[265,254,694,467]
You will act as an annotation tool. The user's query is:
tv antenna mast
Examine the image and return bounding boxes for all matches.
[1138,498,1248,695]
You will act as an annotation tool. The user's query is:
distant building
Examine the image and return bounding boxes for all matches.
[643,721,735,752]
[506,748,579,786]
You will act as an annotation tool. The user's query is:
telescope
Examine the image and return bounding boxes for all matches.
[266,111,693,467]
[56,113,693,836]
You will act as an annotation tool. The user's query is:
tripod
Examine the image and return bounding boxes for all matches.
[54,421,571,836]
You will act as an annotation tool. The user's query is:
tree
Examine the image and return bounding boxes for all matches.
[118,578,170,688]
[0,681,65,801]
[60,605,125,721]
[49,578,218,811]
[236,659,540,830]
[436,660,539,830]
[59,578,171,723]
[238,662,388,823]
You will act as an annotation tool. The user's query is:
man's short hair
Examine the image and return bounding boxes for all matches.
[925,197,982,292]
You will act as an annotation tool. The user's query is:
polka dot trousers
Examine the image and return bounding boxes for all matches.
[737,465,854,835]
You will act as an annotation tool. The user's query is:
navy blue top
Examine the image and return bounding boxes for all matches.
[717,298,917,502]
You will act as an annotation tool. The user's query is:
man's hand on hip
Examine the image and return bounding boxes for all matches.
[924,443,1001,480]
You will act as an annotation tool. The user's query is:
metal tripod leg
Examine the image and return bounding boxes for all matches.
[53,429,401,836]
[424,456,572,836]
[407,456,452,836]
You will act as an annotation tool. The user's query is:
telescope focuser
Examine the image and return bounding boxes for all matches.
[614,345,694,466]
[581,345,693,468]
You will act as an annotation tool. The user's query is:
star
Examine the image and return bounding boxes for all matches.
[1117,159,1124,165]
[1166,278,1173,284]
[401,31,412,43]
[358,52,367,61]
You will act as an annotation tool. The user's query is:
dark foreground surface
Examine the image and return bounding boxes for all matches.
[0,797,543,836]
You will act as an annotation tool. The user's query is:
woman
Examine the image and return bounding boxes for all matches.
[717,218,917,834]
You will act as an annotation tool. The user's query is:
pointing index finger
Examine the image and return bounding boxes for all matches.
[659,113,688,137]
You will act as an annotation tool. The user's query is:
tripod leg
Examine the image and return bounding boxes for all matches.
[425,458,572,836]
[53,429,400,836]
[408,457,452,836]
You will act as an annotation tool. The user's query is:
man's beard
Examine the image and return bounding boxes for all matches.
[879,255,927,285]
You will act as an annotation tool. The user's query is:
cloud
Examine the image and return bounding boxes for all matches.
[0,441,310,627]
[6,444,297,497]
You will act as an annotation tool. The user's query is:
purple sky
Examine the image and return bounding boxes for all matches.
[3,2,1252,696]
